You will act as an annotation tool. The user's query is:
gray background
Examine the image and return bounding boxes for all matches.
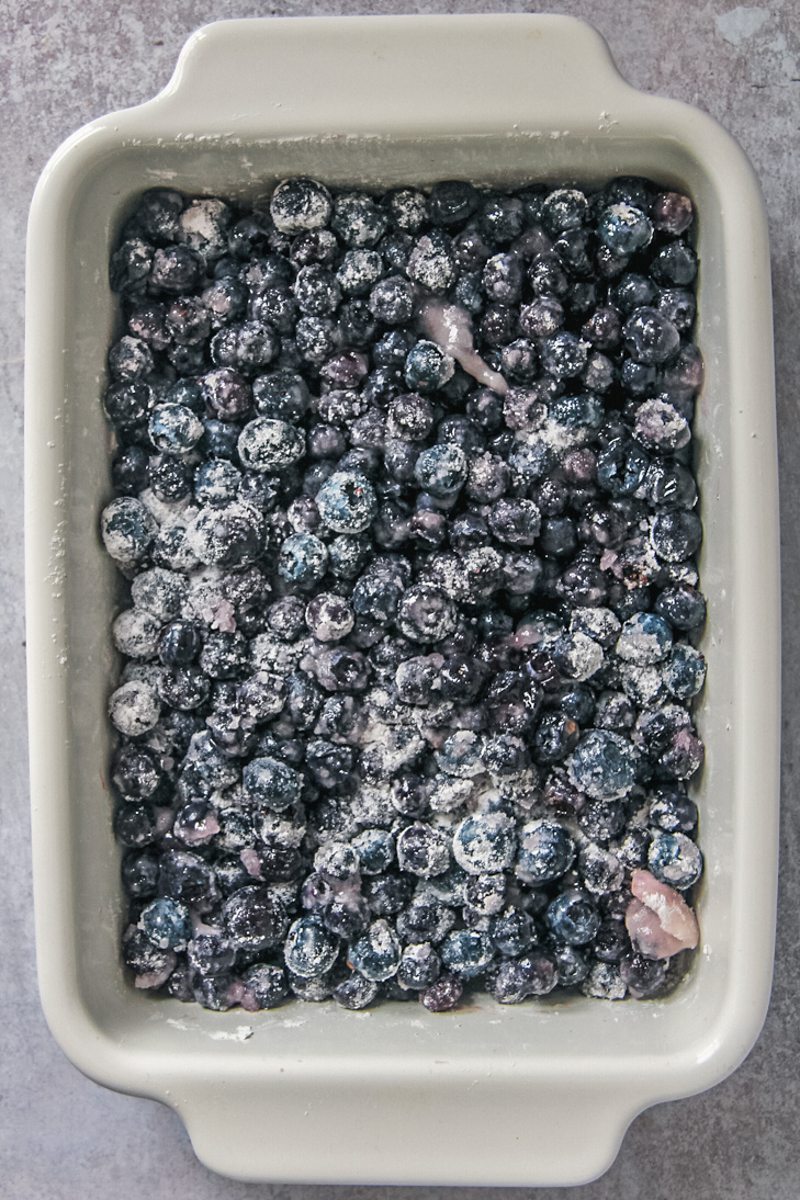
[2,1,798,1196]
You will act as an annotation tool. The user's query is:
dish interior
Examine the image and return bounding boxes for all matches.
[48,129,741,1076]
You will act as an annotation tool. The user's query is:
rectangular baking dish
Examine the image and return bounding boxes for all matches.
[25,14,779,1187]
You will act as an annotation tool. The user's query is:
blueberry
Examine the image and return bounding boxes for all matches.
[652,241,697,286]
[453,813,517,875]
[331,192,388,247]
[491,951,557,1002]
[479,194,525,244]
[315,470,378,534]
[623,307,680,365]
[240,963,289,1010]
[541,188,587,234]
[284,915,340,978]
[110,237,154,293]
[651,190,694,234]
[567,730,639,801]
[429,180,478,227]
[348,919,401,981]
[539,332,590,379]
[648,831,703,889]
[333,973,380,1009]
[270,177,333,234]
[440,929,494,978]
[149,244,203,293]
[277,532,328,587]
[243,756,302,811]
[113,802,157,848]
[252,370,311,422]
[649,785,698,833]
[158,849,220,912]
[404,340,455,394]
[406,230,457,292]
[597,203,653,255]
[186,502,264,568]
[413,444,468,498]
[121,850,160,898]
[201,367,252,421]
[238,417,305,472]
[619,953,668,999]
[397,943,441,990]
[157,619,203,666]
[122,926,176,987]
[396,584,458,643]
[100,498,157,566]
[487,908,533,958]
[654,583,706,631]
[368,275,415,325]
[615,612,673,665]
[419,973,464,1011]
[222,884,288,953]
[396,823,451,878]
[488,498,541,546]
[293,264,341,316]
[650,510,702,562]
[515,819,575,884]
[193,458,240,507]
[137,897,191,951]
[546,888,600,945]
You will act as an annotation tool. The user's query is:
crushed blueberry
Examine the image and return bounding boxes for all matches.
[105,177,705,1011]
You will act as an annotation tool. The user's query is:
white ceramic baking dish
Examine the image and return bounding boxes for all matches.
[25,14,779,1187]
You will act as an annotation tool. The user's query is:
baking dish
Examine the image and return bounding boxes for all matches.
[25,14,779,1187]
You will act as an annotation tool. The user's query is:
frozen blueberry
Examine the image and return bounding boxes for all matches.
[419,973,464,1011]
[123,926,176,988]
[240,963,289,1011]
[488,499,541,546]
[348,919,401,981]
[270,177,333,234]
[277,533,328,587]
[238,418,305,472]
[651,510,702,563]
[108,679,160,737]
[284,915,339,978]
[615,612,673,665]
[396,942,441,991]
[440,929,494,978]
[315,470,377,534]
[331,192,388,247]
[221,885,288,954]
[333,973,380,1010]
[243,756,302,811]
[414,444,468,498]
[453,813,517,875]
[137,897,191,951]
[396,585,458,643]
[648,831,703,889]
[546,888,601,946]
[100,498,157,566]
[406,230,457,292]
[515,819,575,885]
[368,275,415,325]
[597,203,653,255]
[404,340,455,394]
[396,823,451,878]
[655,583,706,632]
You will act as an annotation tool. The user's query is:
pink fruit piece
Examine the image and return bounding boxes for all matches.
[625,868,700,959]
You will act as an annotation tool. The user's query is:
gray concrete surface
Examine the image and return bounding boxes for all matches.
[1,1,798,1196]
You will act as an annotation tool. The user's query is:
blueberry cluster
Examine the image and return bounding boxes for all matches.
[104,177,705,1012]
